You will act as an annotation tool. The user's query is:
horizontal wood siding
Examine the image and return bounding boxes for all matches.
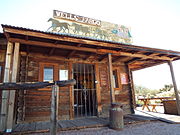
[0,51,5,113]
[16,53,133,122]
[98,64,110,117]
[17,56,70,122]
[99,64,132,117]
[114,65,131,114]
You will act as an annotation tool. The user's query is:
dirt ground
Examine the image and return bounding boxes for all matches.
[30,121,180,135]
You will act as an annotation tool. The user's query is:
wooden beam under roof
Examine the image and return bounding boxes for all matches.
[129,60,165,71]
[48,48,55,56]
[112,56,127,63]
[98,54,107,61]
[67,44,81,58]
[126,58,141,64]
[83,52,93,60]
[8,37,174,61]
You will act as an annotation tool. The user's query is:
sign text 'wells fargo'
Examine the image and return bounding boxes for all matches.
[53,10,101,26]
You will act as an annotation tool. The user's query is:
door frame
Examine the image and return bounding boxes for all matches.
[71,63,100,118]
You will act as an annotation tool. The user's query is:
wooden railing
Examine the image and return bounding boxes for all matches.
[0,79,76,135]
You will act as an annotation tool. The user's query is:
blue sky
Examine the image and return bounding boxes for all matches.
[0,0,180,89]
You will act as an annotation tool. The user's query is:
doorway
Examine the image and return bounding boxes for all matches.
[73,63,97,118]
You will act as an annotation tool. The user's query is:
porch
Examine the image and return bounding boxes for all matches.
[10,115,156,134]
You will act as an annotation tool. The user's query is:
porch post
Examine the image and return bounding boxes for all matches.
[126,64,135,113]
[168,61,180,115]
[50,82,59,135]
[95,63,102,116]
[6,42,20,132]
[0,42,13,131]
[69,62,74,119]
[108,53,115,103]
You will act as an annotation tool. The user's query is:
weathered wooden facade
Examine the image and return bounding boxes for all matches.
[1,24,180,131]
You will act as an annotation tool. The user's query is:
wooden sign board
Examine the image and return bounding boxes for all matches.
[120,73,128,84]
[47,10,132,44]
[0,53,5,62]
[100,70,108,86]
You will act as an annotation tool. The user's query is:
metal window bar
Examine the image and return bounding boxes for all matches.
[80,64,83,117]
[87,64,91,116]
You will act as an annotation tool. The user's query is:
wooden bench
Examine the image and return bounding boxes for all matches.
[149,104,163,112]
[138,97,173,112]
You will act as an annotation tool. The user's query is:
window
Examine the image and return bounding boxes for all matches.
[112,67,121,90]
[0,66,1,78]
[44,67,53,81]
[0,66,2,82]
[39,63,59,82]
[113,70,119,88]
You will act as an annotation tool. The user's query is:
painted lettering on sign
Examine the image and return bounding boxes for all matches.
[54,10,101,26]
[48,10,132,44]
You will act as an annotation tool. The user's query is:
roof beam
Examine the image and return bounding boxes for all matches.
[67,44,81,58]
[112,56,127,63]
[83,52,93,60]
[126,58,141,64]
[98,54,108,61]
[8,37,174,61]
[48,48,55,56]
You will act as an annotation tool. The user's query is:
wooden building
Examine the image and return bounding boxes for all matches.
[1,24,180,131]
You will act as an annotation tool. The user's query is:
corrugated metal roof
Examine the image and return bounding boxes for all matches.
[2,24,180,56]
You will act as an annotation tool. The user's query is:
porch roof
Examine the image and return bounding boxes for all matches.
[2,24,180,71]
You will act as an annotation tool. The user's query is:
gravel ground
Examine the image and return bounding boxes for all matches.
[30,121,180,135]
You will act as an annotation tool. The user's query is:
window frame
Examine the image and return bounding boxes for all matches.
[39,62,59,89]
[0,64,4,83]
[112,67,122,90]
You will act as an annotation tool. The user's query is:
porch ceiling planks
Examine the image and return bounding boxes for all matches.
[67,44,82,58]
[8,37,174,61]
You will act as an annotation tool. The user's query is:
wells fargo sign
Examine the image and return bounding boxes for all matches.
[53,10,101,26]
[48,10,132,44]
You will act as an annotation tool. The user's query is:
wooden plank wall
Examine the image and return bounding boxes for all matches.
[114,65,132,114]
[17,56,71,122]
[98,63,132,117]
[16,54,133,122]
[0,50,6,112]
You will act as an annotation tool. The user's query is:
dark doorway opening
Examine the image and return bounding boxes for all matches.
[73,63,97,118]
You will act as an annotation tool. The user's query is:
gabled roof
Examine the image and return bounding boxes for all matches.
[2,24,180,71]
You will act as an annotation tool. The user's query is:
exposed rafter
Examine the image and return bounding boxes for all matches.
[8,37,174,61]
[67,44,81,58]
[48,48,55,56]
[98,54,107,61]
[126,58,141,64]
[83,52,93,60]
[112,56,127,63]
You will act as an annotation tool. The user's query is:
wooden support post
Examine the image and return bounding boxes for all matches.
[168,61,180,115]
[6,42,20,132]
[50,82,59,135]
[69,62,74,119]
[126,64,135,113]
[95,63,102,116]
[108,53,115,104]
[0,42,13,131]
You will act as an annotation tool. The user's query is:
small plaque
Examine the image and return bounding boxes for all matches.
[120,73,128,84]
[59,70,68,80]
